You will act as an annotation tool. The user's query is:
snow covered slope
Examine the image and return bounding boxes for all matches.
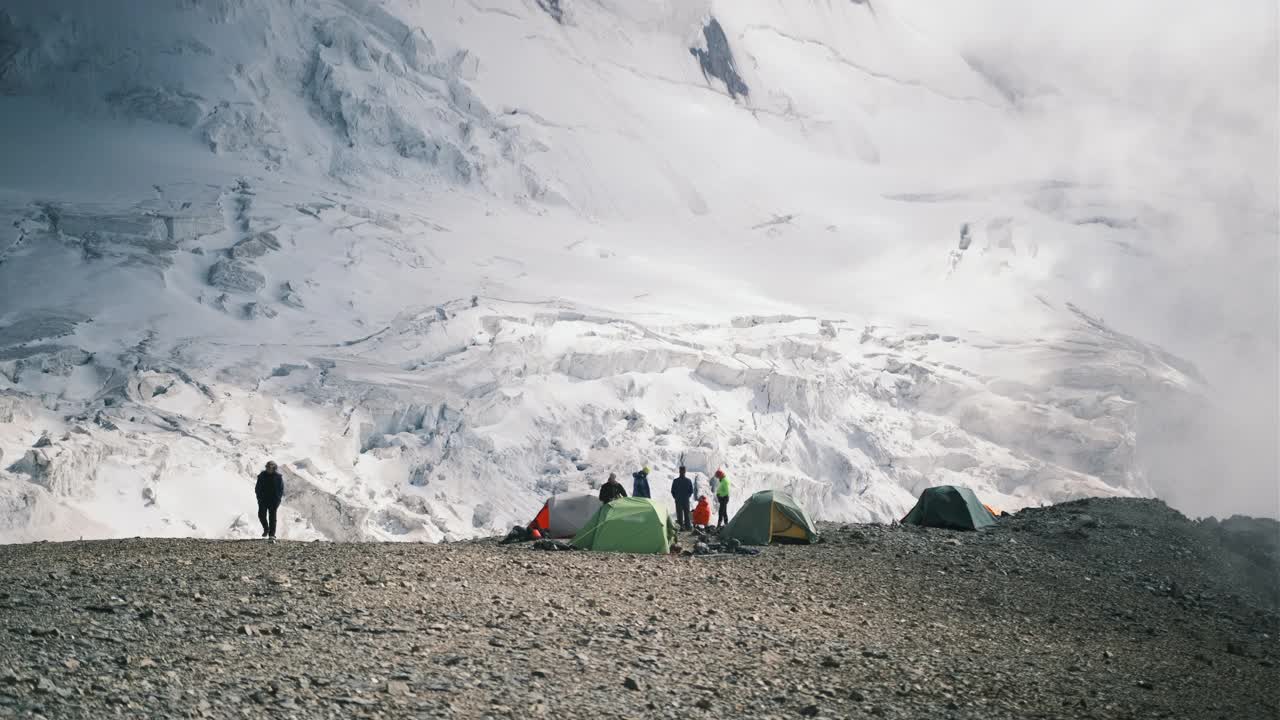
[0,0,1275,541]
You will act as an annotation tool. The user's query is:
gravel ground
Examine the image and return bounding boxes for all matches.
[0,498,1276,720]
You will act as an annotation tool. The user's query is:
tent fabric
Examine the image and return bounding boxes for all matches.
[529,492,603,538]
[572,497,677,554]
[901,485,998,531]
[721,490,820,546]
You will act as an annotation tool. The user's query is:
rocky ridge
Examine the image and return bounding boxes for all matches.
[0,498,1275,719]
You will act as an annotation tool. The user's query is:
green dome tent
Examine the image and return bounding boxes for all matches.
[721,490,820,545]
[572,497,677,554]
[901,485,997,531]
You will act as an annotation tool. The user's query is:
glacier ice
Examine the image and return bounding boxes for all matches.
[0,0,1274,542]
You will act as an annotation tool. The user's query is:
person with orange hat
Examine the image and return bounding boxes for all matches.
[713,468,730,529]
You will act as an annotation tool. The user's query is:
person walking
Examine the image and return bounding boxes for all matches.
[632,466,652,499]
[713,468,730,529]
[255,461,285,541]
[670,466,694,530]
[599,473,627,503]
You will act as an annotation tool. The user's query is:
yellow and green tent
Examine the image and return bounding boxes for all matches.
[721,490,820,545]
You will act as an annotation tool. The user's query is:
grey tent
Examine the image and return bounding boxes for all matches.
[529,492,603,538]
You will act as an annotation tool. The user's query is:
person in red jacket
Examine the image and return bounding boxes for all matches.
[692,495,712,531]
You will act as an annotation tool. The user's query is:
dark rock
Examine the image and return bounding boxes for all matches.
[535,0,563,23]
[689,18,749,99]
[623,677,640,691]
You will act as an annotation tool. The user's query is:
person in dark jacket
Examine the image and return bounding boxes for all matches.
[632,466,652,499]
[599,473,627,504]
[670,466,694,530]
[254,461,285,540]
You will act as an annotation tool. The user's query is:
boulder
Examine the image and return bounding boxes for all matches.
[229,231,281,259]
[207,259,265,293]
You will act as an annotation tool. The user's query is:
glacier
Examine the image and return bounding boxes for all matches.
[0,0,1275,542]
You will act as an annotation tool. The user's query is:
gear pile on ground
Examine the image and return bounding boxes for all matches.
[0,498,1275,719]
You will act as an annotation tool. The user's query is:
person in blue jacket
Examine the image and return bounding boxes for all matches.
[632,466,652,498]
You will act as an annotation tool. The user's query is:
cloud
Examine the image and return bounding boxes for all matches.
[893,0,1278,516]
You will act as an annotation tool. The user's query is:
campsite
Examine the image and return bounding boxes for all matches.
[0,496,1275,720]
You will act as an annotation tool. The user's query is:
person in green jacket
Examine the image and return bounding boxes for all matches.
[714,468,730,528]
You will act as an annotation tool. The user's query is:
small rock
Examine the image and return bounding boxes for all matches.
[623,677,641,691]
[62,659,80,672]
[385,680,410,695]
[30,628,59,638]
[696,698,713,710]
[800,704,820,717]
[819,656,841,668]
[243,302,278,320]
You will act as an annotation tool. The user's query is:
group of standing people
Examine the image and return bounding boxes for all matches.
[256,457,736,542]
[597,465,732,532]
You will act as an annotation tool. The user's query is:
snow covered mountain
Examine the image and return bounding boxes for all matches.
[0,0,1275,542]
